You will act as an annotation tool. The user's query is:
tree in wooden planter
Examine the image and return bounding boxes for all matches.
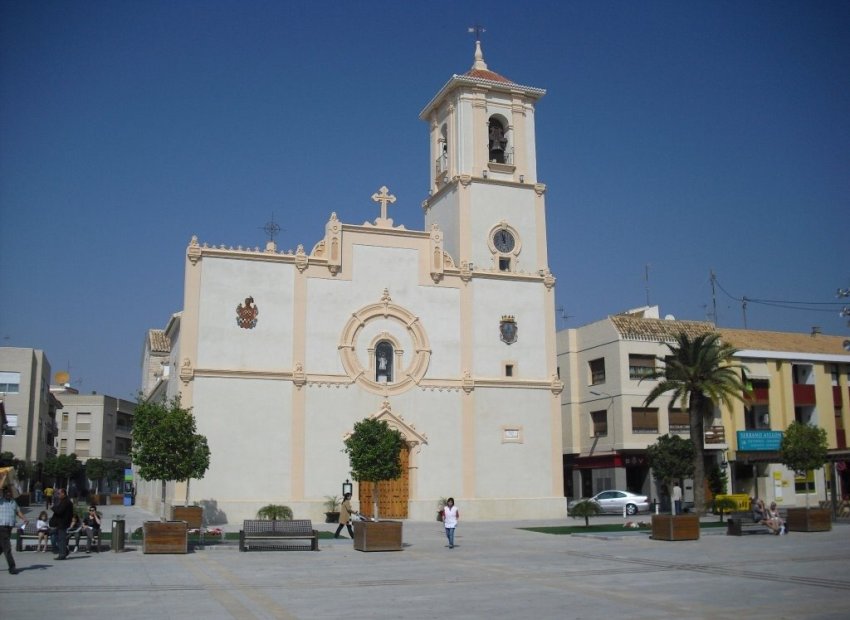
[780,421,831,531]
[131,396,210,521]
[643,332,746,514]
[343,418,405,522]
[647,434,701,540]
[343,418,406,551]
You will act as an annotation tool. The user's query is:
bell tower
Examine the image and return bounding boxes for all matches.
[420,39,550,276]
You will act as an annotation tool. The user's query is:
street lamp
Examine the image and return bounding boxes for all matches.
[342,479,353,497]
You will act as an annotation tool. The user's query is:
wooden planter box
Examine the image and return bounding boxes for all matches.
[172,506,204,529]
[143,521,188,554]
[786,507,831,532]
[651,514,700,541]
[353,520,403,552]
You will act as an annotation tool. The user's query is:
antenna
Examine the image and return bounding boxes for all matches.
[556,306,573,328]
[709,269,718,326]
[644,263,651,307]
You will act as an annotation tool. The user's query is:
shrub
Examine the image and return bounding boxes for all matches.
[256,504,293,520]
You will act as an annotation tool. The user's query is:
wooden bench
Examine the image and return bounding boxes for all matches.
[16,522,52,552]
[238,519,319,552]
[726,511,773,536]
[15,522,102,552]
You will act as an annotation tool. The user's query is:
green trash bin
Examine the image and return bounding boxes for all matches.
[111,520,125,552]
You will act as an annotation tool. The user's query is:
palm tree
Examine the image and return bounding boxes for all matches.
[643,332,746,514]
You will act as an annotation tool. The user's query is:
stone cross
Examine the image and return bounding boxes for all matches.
[371,186,396,226]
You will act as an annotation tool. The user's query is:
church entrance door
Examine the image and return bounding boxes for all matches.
[358,445,409,519]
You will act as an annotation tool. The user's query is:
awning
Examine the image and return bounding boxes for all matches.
[741,360,770,380]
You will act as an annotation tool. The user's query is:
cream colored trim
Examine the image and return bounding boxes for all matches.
[291,251,308,499]
[338,289,431,396]
[178,238,204,408]
[487,221,522,258]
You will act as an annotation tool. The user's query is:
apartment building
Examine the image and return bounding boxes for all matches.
[558,308,850,507]
[51,386,135,464]
[0,347,59,462]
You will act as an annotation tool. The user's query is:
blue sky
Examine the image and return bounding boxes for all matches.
[1,1,848,399]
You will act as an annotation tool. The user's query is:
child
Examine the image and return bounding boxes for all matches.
[36,510,50,552]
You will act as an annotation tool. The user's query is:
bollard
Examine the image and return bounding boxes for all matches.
[623,505,627,518]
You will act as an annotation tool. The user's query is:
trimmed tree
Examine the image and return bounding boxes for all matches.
[644,332,747,514]
[343,418,405,522]
[85,458,108,495]
[780,421,828,510]
[132,396,210,520]
[570,499,602,527]
[646,434,696,513]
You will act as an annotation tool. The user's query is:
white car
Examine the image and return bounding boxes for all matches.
[568,490,650,516]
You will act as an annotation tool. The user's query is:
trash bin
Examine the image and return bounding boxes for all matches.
[112,520,125,552]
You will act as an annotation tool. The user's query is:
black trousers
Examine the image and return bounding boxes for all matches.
[334,521,354,537]
[0,525,15,569]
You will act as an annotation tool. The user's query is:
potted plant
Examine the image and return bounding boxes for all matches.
[647,434,700,540]
[132,396,210,553]
[780,421,831,532]
[436,497,448,522]
[343,418,406,551]
[324,495,341,523]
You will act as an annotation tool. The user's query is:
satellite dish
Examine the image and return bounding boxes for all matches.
[664,314,676,321]
[844,340,850,351]
[55,371,70,385]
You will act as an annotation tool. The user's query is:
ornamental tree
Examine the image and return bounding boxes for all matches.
[647,433,696,513]
[780,421,828,509]
[343,418,405,522]
[132,396,210,520]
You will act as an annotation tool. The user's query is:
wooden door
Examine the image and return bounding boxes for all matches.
[358,446,409,519]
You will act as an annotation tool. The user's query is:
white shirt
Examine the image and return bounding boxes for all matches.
[443,505,458,528]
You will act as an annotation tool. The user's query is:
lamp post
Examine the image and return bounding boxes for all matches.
[342,478,353,498]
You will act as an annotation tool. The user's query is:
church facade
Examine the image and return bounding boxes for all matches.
[138,42,566,522]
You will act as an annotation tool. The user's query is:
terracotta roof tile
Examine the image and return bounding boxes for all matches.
[718,328,848,355]
[464,68,512,84]
[147,329,171,354]
[609,315,715,342]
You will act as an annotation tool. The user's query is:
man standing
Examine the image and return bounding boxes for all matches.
[672,482,683,516]
[50,488,74,560]
[0,486,27,575]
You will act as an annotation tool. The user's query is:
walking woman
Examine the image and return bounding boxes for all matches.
[442,497,459,549]
[334,493,356,539]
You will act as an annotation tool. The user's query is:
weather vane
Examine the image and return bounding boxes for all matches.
[260,214,282,243]
[468,24,486,42]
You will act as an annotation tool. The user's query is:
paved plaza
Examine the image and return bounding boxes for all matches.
[1,504,848,619]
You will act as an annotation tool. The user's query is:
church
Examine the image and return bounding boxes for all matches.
[139,41,566,523]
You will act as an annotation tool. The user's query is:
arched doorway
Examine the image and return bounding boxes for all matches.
[358,445,410,519]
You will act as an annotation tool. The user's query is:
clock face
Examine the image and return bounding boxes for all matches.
[493,229,515,253]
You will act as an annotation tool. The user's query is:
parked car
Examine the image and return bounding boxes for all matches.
[568,490,650,516]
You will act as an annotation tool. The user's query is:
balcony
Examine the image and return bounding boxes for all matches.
[704,425,726,444]
[833,386,843,406]
[746,387,770,404]
[793,384,816,406]
[838,429,847,450]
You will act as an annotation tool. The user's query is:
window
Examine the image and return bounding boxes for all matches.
[375,341,394,383]
[668,408,689,433]
[505,364,514,378]
[76,412,91,432]
[745,405,771,430]
[75,439,90,457]
[0,371,20,393]
[498,257,511,271]
[488,117,508,163]
[589,358,605,385]
[590,410,608,437]
[629,355,655,380]
[61,412,69,430]
[59,438,67,454]
[2,413,17,436]
[115,437,132,456]
[794,470,815,494]
[631,408,658,433]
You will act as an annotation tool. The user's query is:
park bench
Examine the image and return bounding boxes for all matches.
[15,522,103,552]
[726,511,774,536]
[238,519,319,552]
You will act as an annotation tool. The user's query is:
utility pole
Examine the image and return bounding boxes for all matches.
[709,270,719,326]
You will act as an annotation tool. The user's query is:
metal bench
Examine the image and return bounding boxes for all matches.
[16,522,103,552]
[238,519,319,551]
[726,511,773,536]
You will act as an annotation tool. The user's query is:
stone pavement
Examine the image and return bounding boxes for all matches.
[1,505,848,620]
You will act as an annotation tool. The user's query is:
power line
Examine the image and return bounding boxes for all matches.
[712,274,845,316]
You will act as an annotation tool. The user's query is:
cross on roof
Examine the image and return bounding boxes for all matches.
[371,185,396,226]
[468,24,486,42]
